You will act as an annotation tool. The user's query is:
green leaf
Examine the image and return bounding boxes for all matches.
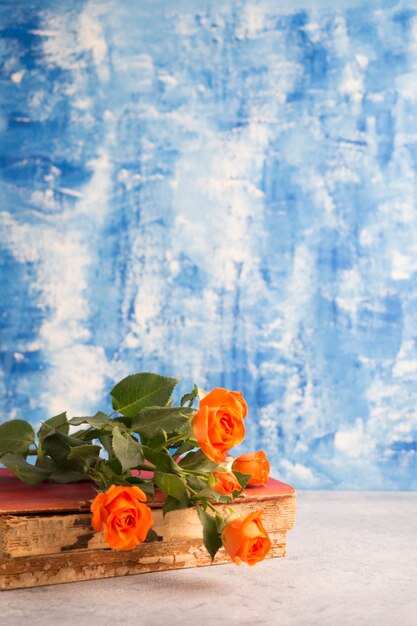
[0,420,35,457]
[232,470,252,493]
[34,456,56,472]
[185,475,207,492]
[110,372,180,417]
[33,456,87,484]
[162,495,191,517]
[154,471,188,503]
[132,406,194,438]
[67,444,101,460]
[68,412,109,428]
[38,412,68,440]
[41,431,87,467]
[196,505,223,562]
[180,384,199,408]
[112,415,133,429]
[93,458,125,488]
[97,433,114,458]
[199,496,209,512]
[73,427,103,442]
[141,446,181,475]
[178,450,217,473]
[1,453,51,485]
[139,432,167,450]
[105,457,123,475]
[112,428,143,472]
[49,431,90,448]
[172,440,197,459]
[125,478,155,498]
[49,470,88,483]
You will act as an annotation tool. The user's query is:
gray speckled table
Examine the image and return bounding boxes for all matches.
[2,491,417,626]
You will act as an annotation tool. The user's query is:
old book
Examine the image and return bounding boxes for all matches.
[0,469,296,589]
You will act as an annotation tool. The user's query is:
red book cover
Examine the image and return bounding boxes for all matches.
[0,468,295,515]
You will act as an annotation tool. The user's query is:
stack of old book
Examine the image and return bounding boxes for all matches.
[0,468,296,590]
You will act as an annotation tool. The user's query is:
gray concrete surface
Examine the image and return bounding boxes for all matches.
[2,491,417,626]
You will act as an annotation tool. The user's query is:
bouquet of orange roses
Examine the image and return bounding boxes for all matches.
[0,373,271,566]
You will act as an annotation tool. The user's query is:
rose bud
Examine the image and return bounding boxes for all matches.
[211,470,241,496]
[232,451,270,486]
[192,388,247,463]
[91,485,153,551]
[222,510,271,566]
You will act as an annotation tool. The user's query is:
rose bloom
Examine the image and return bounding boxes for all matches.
[192,387,247,463]
[232,450,270,486]
[91,485,153,551]
[222,510,271,566]
[211,470,241,496]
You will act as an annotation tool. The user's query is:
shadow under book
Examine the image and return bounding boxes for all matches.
[0,468,296,589]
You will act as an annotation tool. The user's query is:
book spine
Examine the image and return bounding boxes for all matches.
[0,495,295,559]
[0,534,287,590]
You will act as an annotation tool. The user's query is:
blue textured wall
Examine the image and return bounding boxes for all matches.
[1,0,417,489]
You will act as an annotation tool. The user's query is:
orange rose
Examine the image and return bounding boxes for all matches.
[222,510,271,566]
[212,470,241,496]
[232,450,270,486]
[192,387,247,463]
[91,485,153,551]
